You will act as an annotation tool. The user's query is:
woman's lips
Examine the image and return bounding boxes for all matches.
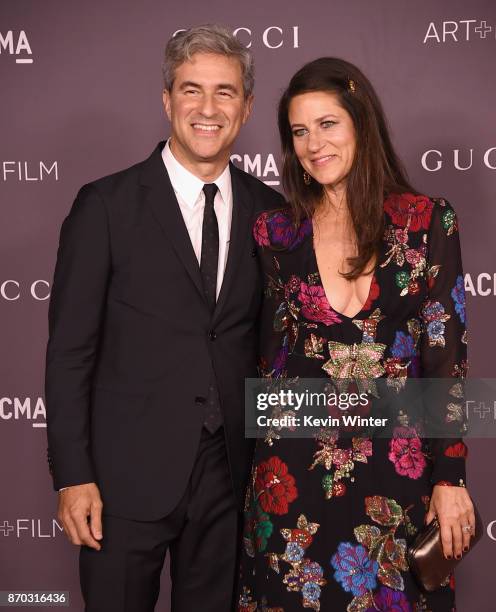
[311,154,337,166]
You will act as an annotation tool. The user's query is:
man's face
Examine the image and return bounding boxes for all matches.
[163,52,253,171]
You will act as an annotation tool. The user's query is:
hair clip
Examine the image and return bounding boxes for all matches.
[348,79,356,93]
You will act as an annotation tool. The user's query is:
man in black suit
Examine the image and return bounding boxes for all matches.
[45,24,284,611]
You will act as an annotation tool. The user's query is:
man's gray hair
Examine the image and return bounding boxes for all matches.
[163,24,254,98]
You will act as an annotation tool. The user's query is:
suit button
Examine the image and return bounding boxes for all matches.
[208,330,217,341]
[195,396,206,404]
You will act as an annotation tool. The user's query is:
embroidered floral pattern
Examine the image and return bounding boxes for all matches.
[352,308,385,344]
[244,502,274,556]
[451,274,466,324]
[386,321,421,389]
[309,430,373,499]
[365,586,411,611]
[444,441,468,458]
[304,334,326,359]
[391,331,416,360]
[254,211,312,250]
[238,586,258,612]
[253,213,271,247]
[254,456,298,515]
[298,282,342,326]
[326,496,417,611]
[267,515,326,611]
[388,427,426,479]
[420,300,451,348]
[354,496,415,589]
[331,542,379,596]
[322,341,386,387]
[272,338,289,378]
[241,197,465,610]
[382,229,427,298]
[384,193,434,232]
[441,207,458,236]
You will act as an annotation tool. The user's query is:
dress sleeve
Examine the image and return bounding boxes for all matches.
[253,212,290,378]
[420,199,468,487]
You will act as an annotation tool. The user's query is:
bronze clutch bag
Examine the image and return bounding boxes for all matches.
[407,504,483,592]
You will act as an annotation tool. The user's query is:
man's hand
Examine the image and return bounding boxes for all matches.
[58,483,103,550]
[426,484,475,560]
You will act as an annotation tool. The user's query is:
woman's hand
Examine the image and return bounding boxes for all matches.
[426,484,475,559]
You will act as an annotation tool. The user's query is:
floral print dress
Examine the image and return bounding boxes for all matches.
[238,194,468,612]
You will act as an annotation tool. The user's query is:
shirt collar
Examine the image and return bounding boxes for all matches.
[162,139,232,208]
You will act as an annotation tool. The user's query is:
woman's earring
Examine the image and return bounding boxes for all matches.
[303,171,311,185]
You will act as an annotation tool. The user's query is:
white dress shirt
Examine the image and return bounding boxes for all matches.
[162,139,233,299]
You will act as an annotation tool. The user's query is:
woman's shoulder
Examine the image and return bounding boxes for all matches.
[383,192,458,234]
[253,207,312,251]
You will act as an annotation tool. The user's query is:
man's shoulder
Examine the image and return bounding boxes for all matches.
[83,150,155,199]
[230,163,285,210]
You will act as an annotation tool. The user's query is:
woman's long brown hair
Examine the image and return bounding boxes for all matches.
[278,57,416,280]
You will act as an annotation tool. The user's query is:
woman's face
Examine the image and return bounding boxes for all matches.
[288,91,356,192]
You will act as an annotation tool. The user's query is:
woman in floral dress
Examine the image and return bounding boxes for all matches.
[237,58,475,611]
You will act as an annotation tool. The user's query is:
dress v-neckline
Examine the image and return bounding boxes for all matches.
[309,232,380,321]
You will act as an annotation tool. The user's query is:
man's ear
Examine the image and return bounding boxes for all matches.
[242,94,254,124]
[162,89,172,121]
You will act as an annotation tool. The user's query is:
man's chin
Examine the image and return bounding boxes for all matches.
[191,144,228,164]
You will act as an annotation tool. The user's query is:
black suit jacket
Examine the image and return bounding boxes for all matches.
[45,142,285,521]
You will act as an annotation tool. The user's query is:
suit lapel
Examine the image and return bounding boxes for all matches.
[140,143,206,302]
[213,163,253,323]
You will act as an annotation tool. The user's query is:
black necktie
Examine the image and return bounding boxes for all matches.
[200,183,223,434]
[200,183,219,312]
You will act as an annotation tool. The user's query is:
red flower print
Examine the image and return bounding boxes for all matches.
[395,228,408,244]
[384,357,402,376]
[444,442,468,458]
[297,282,341,326]
[362,275,380,311]
[254,456,298,515]
[285,274,301,299]
[405,248,423,266]
[288,528,313,549]
[332,482,346,496]
[253,212,270,246]
[384,193,434,232]
[388,427,426,479]
[408,280,420,295]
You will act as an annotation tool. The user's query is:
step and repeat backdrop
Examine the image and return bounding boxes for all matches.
[1,0,495,609]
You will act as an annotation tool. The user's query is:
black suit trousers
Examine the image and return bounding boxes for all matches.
[79,427,239,612]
